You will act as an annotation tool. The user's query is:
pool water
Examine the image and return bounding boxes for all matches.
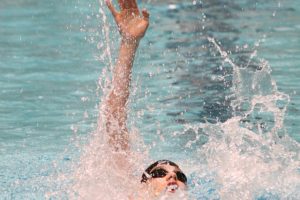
[0,0,299,199]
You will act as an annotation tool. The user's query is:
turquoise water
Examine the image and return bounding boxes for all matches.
[1,0,299,199]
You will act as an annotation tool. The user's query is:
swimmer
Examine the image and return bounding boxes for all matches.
[104,0,188,198]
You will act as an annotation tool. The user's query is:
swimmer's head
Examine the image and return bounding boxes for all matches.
[141,160,187,196]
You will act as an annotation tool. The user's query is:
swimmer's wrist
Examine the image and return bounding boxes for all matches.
[121,37,140,48]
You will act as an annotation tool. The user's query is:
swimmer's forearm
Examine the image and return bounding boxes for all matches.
[116,40,139,75]
[108,40,138,115]
[105,40,139,150]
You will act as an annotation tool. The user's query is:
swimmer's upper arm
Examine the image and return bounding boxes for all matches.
[105,85,130,151]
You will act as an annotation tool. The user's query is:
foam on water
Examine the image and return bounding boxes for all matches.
[56,1,299,200]
[185,38,300,199]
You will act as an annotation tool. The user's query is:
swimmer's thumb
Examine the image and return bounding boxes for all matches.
[142,9,150,21]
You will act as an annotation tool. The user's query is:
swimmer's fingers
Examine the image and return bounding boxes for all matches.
[142,9,150,21]
[106,0,119,18]
[118,0,127,10]
[128,0,138,9]
[118,0,138,10]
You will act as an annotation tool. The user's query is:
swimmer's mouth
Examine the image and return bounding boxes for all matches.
[166,182,178,193]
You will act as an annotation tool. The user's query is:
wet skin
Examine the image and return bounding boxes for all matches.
[104,0,187,198]
[146,164,187,196]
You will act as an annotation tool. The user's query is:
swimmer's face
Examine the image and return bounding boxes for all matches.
[146,164,187,196]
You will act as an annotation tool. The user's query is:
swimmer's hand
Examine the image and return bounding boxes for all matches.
[106,0,150,43]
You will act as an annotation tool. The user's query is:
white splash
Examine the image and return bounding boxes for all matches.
[187,37,300,199]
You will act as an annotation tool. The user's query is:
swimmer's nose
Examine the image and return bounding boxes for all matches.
[166,172,177,181]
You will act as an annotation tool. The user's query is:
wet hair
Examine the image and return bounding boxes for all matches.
[141,160,181,183]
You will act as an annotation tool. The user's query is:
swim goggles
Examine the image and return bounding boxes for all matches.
[144,167,187,184]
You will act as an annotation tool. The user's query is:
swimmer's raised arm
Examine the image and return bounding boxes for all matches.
[104,0,149,151]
